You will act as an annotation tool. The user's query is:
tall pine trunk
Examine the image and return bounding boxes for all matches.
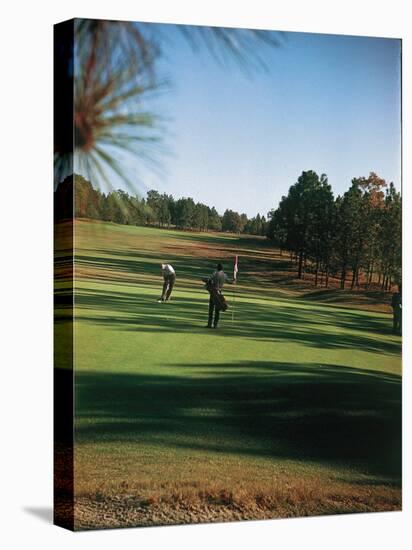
[350,265,357,290]
[298,251,304,279]
[341,263,347,289]
[381,272,386,291]
[367,260,374,288]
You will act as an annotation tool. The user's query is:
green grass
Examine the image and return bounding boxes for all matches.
[59,219,402,523]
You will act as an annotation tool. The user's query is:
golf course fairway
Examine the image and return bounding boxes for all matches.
[58,220,401,528]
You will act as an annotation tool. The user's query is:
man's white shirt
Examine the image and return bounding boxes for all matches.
[162,264,175,276]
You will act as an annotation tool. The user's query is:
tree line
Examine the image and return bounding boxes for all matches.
[55,174,268,236]
[266,170,401,290]
[55,170,401,291]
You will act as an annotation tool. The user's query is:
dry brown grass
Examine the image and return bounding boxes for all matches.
[73,476,401,530]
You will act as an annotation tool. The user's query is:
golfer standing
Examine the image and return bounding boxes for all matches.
[158,263,176,302]
[205,263,229,328]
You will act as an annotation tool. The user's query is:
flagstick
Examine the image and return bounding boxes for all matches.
[232,282,235,323]
[232,254,238,324]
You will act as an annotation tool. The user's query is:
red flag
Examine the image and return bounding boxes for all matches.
[233,255,238,282]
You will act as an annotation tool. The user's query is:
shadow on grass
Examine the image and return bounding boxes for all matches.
[75,361,401,482]
[157,229,270,245]
[74,286,400,355]
[75,240,294,291]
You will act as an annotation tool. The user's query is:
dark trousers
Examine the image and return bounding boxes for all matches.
[393,307,402,334]
[208,296,220,327]
[161,275,175,301]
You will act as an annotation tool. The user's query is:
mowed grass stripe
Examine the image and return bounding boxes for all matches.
[70,220,401,519]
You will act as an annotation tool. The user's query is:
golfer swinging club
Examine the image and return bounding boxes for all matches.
[158,263,176,302]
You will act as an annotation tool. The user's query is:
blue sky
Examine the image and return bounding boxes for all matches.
[88,25,402,218]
